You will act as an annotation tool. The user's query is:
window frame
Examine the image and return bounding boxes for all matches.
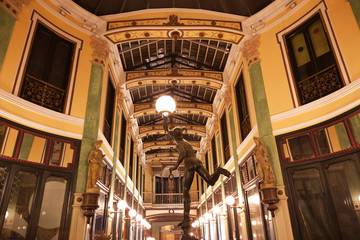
[13,11,82,115]
[276,2,350,107]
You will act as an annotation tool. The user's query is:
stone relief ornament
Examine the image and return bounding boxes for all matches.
[2,0,30,16]
[253,137,276,188]
[90,36,110,66]
[241,34,260,66]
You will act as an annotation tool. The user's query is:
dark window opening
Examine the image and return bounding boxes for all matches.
[20,23,74,112]
[211,136,218,170]
[235,72,250,140]
[221,113,230,164]
[103,78,115,144]
[119,113,127,166]
[285,13,343,105]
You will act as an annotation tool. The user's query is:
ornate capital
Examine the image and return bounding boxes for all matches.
[90,36,110,66]
[1,0,30,17]
[241,35,260,67]
[221,86,232,107]
[116,87,129,109]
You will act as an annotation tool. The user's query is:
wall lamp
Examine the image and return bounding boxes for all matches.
[108,200,128,215]
[225,196,243,210]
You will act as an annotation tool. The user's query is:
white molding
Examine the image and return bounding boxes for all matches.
[273,97,360,135]
[236,124,257,156]
[275,1,351,107]
[271,77,360,123]
[0,108,82,139]
[46,0,107,35]
[0,89,84,125]
[98,128,114,156]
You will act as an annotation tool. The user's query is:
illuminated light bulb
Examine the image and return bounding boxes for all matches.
[204,213,211,221]
[155,96,176,116]
[212,206,220,215]
[129,209,137,218]
[118,200,127,211]
[225,195,235,206]
[199,217,204,223]
[136,214,142,222]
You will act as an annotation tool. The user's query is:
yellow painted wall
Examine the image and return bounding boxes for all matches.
[0,0,95,136]
[257,0,360,131]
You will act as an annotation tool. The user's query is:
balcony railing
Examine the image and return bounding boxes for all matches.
[21,74,66,112]
[297,65,343,105]
[153,192,198,204]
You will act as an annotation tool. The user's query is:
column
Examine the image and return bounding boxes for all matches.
[241,35,293,240]
[0,0,28,71]
[69,36,109,240]
[107,109,120,235]
[348,0,360,27]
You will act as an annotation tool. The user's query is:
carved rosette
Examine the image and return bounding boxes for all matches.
[1,0,30,17]
[241,35,260,67]
[90,36,110,67]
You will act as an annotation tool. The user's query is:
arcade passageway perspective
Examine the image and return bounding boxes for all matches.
[0,0,360,239]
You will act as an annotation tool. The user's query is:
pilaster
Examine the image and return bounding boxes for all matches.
[69,193,88,240]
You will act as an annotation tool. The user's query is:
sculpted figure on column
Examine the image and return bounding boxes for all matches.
[87,140,105,191]
[164,117,230,239]
[253,137,276,188]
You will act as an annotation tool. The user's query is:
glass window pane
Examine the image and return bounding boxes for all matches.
[36,176,67,240]
[94,193,106,234]
[290,33,311,67]
[348,113,360,145]
[1,171,38,240]
[288,134,315,161]
[0,167,8,198]
[308,20,330,58]
[314,129,331,155]
[326,160,360,240]
[247,187,266,240]
[327,123,351,152]
[292,168,335,239]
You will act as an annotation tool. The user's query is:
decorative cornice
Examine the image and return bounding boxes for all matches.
[241,34,260,66]
[90,36,110,66]
[1,0,30,17]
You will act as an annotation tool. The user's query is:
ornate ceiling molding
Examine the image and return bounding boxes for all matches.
[133,102,213,118]
[143,140,200,152]
[125,69,223,90]
[105,15,243,44]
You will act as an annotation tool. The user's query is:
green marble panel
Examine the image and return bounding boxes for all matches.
[0,7,16,72]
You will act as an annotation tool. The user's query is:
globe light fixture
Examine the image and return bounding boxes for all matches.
[155,95,176,116]
[129,209,137,218]
[199,216,204,223]
[212,206,221,215]
[204,212,211,221]
[225,195,235,206]
[136,214,143,222]
[117,200,127,211]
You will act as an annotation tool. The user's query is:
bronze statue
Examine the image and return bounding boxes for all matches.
[87,140,105,190]
[253,137,276,188]
[164,118,230,239]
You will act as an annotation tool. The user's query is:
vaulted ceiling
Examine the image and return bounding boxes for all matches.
[71,0,274,167]
[73,0,274,17]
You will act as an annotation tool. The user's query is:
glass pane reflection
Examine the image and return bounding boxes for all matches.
[326,160,360,240]
[1,171,37,240]
[292,168,335,240]
[36,176,67,240]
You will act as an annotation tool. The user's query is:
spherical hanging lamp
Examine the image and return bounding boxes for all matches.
[155,95,176,116]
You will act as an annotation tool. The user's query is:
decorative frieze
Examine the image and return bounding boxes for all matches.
[90,36,110,67]
[241,35,260,66]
